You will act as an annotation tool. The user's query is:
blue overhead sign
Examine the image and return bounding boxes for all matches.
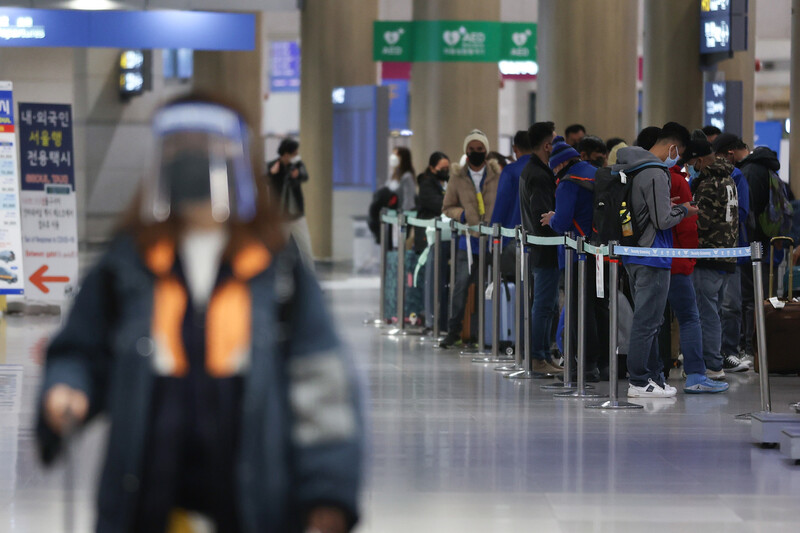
[270,41,300,92]
[0,9,255,50]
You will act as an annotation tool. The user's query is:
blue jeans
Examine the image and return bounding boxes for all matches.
[531,266,559,361]
[625,264,670,387]
[667,274,705,376]
[720,267,742,356]
[693,268,727,372]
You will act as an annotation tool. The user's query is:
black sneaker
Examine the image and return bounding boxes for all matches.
[722,354,751,373]
[438,331,461,349]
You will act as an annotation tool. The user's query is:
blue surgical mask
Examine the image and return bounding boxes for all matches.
[686,164,699,182]
[663,145,680,168]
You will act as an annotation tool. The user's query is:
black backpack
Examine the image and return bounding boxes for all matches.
[592,162,668,246]
[367,186,399,244]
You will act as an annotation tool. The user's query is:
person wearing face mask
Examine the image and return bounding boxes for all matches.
[415,151,451,253]
[612,122,699,397]
[439,130,501,349]
[577,135,609,168]
[540,140,605,379]
[268,138,314,270]
[388,147,417,212]
[519,121,564,373]
[37,95,364,533]
[665,138,729,393]
[690,142,742,379]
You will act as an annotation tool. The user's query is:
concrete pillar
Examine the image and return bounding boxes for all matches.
[708,0,757,146]
[410,0,501,166]
[193,13,266,167]
[791,0,800,197]
[537,0,638,143]
[300,0,377,259]
[642,0,704,130]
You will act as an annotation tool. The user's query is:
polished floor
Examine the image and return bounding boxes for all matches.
[1,274,800,532]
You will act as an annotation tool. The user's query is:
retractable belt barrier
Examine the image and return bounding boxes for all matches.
[372,211,774,416]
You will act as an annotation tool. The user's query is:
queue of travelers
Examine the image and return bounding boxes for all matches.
[375,120,793,398]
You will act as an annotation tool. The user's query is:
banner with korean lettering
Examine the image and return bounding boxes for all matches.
[0,83,25,295]
[18,103,78,302]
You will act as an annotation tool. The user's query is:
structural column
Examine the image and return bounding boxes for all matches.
[791,0,800,198]
[300,0,377,259]
[706,0,757,146]
[642,0,704,130]
[194,12,266,167]
[410,0,500,165]
[537,0,638,143]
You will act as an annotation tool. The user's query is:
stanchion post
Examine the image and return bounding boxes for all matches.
[433,222,442,340]
[587,241,642,409]
[396,212,406,332]
[496,226,523,372]
[752,242,772,413]
[556,236,605,399]
[476,224,514,364]
[448,220,457,325]
[542,233,579,389]
[364,208,389,326]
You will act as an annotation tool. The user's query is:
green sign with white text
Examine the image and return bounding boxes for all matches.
[373,21,536,63]
[373,21,413,62]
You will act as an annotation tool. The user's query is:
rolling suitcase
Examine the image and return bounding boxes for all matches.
[756,237,800,375]
[383,250,425,323]
[484,280,516,354]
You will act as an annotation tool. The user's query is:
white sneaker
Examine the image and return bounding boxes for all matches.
[661,382,678,395]
[707,369,726,380]
[628,378,677,398]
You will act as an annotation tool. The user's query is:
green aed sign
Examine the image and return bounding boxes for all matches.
[373,21,536,63]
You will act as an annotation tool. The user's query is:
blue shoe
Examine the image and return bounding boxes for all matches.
[684,373,729,394]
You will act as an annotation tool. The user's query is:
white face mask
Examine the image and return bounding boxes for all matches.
[389,153,400,169]
[291,154,301,164]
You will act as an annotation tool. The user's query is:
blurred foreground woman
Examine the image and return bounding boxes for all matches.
[37,95,364,533]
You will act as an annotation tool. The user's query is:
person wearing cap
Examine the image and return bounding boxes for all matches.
[712,133,753,366]
[670,137,729,393]
[691,137,741,379]
[541,140,606,379]
[439,129,502,349]
[519,121,563,373]
[37,94,364,533]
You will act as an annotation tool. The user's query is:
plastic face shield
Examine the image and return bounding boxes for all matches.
[143,102,258,224]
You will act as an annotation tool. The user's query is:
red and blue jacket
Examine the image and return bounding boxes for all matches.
[549,160,596,268]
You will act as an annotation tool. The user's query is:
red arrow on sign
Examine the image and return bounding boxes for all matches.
[29,265,70,294]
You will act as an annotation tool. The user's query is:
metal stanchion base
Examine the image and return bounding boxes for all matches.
[472,355,514,364]
[494,364,520,372]
[363,318,388,327]
[586,400,643,410]
[384,327,426,337]
[418,335,445,344]
[505,370,555,380]
[554,389,607,399]
[541,382,587,391]
[459,347,490,357]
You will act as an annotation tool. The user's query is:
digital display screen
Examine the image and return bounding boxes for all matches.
[119,49,146,97]
[700,0,748,55]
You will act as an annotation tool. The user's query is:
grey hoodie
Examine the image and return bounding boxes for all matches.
[612,146,688,248]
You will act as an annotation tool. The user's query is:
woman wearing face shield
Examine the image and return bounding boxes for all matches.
[36,95,364,533]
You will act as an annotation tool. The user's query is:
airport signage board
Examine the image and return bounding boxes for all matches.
[270,41,301,93]
[0,8,255,51]
[374,21,536,63]
[704,81,743,138]
[700,0,748,54]
[0,82,25,296]
[18,103,78,302]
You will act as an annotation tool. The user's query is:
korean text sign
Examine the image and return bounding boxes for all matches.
[0,82,25,295]
[18,103,78,302]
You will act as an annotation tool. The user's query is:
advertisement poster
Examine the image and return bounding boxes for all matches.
[18,102,78,302]
[0,82,25,296]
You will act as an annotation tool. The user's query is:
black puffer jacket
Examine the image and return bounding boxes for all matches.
[415,170,446,252]
[519,154,559,269]
[738,147,780,246]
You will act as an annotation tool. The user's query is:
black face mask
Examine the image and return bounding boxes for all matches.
[436,168,450,182]
[590,157,606,168]
[467,150,486,167]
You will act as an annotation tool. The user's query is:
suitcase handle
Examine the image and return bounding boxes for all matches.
[769,236,794,299]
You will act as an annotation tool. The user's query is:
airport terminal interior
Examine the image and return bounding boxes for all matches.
[1,0,800,532]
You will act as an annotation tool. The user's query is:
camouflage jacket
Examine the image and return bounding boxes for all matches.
[691,157,739,271]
